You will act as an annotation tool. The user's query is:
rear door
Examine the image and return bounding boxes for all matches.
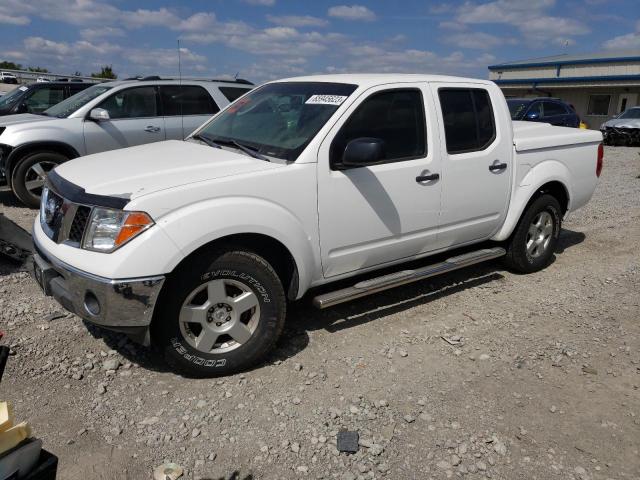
[317,83,442,277]
[83,86,165,154]
[160,85,220,139]
[432,83,512,247]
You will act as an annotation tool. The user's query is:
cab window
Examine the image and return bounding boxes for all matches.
[438,88,496,154]
[331,89,426,167]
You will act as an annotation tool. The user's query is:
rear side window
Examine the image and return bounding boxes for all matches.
[438,88,496,154]
[219,86,252,102]
[24,87,65,113]
[331,89,426,166]
[160,85,219,116]
[543,101,567,116]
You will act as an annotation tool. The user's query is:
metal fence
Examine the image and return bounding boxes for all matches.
[0,68,102,84]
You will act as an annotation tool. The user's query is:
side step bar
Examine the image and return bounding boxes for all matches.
[312,247,505,309]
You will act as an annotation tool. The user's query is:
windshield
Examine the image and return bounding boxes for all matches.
[507,99,529,120]
[197,82,358,161]
[0,86,27,109]
[618,108,640,119]
[44,84,112,118]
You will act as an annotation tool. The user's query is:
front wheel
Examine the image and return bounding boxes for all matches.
[156,249,286,377]
[504,194,562,273]
[11,151,68,208]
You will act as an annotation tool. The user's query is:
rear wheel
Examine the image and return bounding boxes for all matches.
[504,194,562,273]
[157,249,286,377]
[11,151,67,208]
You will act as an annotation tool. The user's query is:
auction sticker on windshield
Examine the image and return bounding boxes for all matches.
[305,95,347,105]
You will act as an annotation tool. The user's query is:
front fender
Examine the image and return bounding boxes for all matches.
[491,159,571,241]
[155,196,320,299]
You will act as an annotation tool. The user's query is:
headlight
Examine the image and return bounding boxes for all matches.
[82,207,154,252]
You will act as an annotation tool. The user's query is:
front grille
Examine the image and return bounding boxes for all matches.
[68,206,91,243]
[41,187,92,247]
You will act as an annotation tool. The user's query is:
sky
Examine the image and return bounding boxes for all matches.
[0,0,639,82]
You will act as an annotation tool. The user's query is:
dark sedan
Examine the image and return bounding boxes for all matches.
[507,97,580,128]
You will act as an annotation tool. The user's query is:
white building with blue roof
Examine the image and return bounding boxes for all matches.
[488,50,640,129]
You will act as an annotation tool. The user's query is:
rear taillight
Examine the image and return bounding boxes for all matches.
[596,143,603,177]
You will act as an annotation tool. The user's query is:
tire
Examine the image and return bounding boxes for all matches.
[11,151,68,208]
[156,249,287,377]
[504,194,562,274]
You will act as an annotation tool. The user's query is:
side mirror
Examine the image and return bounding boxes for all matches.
[341,137,385,168]
[16,102,28,114]
[526,111,540,120]
[89,108,110,121]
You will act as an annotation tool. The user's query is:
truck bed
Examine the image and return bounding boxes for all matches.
[512,121,602,151]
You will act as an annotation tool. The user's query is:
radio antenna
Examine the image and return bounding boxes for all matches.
[178,39,184,139]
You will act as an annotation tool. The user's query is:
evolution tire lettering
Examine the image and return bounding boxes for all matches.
[200,269,271,303]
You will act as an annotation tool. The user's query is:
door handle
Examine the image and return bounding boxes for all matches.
[416,173,440,182]
[144,126,161,133]
[488,162,507,172]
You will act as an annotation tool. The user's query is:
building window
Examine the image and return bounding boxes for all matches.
[587,95,611,116]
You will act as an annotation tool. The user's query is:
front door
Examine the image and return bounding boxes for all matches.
[617,93,637,114]
[317,84,442,278]
[431,83,512,248]
[83,86,165,155]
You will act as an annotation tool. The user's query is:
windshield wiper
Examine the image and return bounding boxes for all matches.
[213,138,270,162]
[192,134,222,149]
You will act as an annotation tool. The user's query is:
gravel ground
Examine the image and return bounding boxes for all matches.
[1,146,639,480]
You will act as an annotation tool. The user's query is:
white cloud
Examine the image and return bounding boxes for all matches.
[444,32,515,50]
[603,32,640,50]
[0,13,30,25]
[242,0,276,5]
[175,12,217,32]
[80,26,125,40]
[439,21,467,31]
[266,15,328,28]
[328,5,376,22]
[603,20,640,50]
[20,36,207,77]
[455,0,589,46]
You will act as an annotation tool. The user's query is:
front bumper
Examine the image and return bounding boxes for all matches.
[31,238,165,344]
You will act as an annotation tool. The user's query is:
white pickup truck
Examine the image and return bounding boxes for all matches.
[31,74,603,376]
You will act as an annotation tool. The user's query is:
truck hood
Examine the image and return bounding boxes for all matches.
[0,113,56,127]
[53,140,284,201]
[600,118,640,129]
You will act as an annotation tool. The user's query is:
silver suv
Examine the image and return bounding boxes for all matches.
[0,77,253,207]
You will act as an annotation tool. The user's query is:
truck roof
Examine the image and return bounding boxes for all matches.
[273,73,495,88]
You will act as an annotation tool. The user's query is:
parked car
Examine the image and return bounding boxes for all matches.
[0,72,18,84]
[507,97,580,128]
[0,82,91,117]
[600,106,640,146]
[30,74,603,376]
[36,77,50,83]
[0,77,253,206]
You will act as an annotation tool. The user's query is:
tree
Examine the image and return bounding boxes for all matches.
[0,61,22,70]
[91,65,117,79]
[27,66,49,73]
